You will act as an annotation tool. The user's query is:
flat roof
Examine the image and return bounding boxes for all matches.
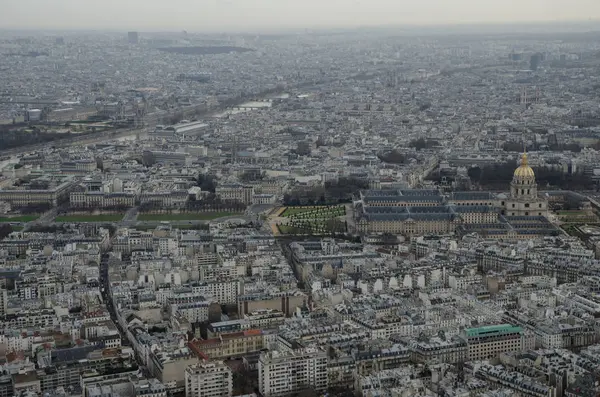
[466,324,522,337]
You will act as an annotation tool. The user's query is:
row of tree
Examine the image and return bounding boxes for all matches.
[468,162,597,190]
[239,170,265,182]
[138,195,246,213]
[503,140,600,153]
[65,205,130,213]
[283,177,369,206]
[0,127,69,151]
[12,203,52,213]
[409,138,440,151]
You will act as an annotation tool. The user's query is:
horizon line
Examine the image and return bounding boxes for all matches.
[1,18,600,36]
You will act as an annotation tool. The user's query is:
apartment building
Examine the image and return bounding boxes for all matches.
[215,183,254,205]
[150,349,199,392]
[172,301,212,323]
[244,309,286,329]
[189,329,263,359]
[463,324,524,361]
[258,348,328,397]
[140,190,188,208]
[70,191,136,208]
[238,291,306,318]
[354,344,410,375]
[191,280,241,305]
[185,361,232,397]
[409,336,468,364]
[0,179,74,207]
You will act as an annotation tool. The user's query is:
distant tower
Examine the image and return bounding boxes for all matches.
[231,135,239,164]
[128,31,139,44]
[530,53,542,71]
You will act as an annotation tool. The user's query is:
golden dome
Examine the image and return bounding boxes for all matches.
[513,152,535,179]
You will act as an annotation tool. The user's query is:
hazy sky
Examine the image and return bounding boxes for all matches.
[1,0,599,32]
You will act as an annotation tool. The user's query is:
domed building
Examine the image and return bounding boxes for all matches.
[354,150,559,239]
[503,152,548,217]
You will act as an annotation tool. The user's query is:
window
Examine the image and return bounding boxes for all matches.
[539,204,542,208]
[525,212,529,216]
[525,203,529,208]
[512,204,515,208]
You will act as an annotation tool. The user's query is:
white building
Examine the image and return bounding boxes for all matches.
[215,183,254,205]
[185,361,233,397]
[258,348,328,397]
[192,280,241,305]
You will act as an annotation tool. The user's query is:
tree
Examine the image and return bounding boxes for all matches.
[294,141,311,156]
[381,233,399,245]
[196,174,216,193]
[142,151,155,167]
[240,170,264,182]
[0,224,13,240]
[502,141,525,152]
[409,138,438,151]
[294,387,319,397]
[378,149,407,164]
[467,166,482,182]
[18,203,51,214]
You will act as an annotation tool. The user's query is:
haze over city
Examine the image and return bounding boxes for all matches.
[2,0,600,31]
[5,0,600,396]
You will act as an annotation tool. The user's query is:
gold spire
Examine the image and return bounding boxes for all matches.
[521,151,528,167]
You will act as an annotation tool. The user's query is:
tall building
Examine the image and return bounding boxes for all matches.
[530,53,542,71]
[259,348,328,397]
[128,31,139,44]
[185,361,232,397]
[503,152,548,217]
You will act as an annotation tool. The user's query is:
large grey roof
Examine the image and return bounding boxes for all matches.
[451,191,497,201]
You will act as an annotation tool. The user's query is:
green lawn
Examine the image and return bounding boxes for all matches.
[0,215,39,223]
[278,224,307,234]
[138,212,242,221]
[55,214,124,222]
[557,211,586,216]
